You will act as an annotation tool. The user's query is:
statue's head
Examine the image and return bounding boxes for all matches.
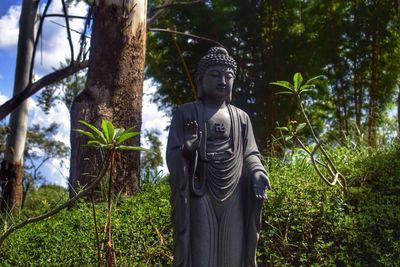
[196,47,237,102]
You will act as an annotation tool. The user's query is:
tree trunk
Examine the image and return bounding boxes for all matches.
[368,27,379,147]
[397,89,400,140]
[69,0,147,198]
[0,0,38,214]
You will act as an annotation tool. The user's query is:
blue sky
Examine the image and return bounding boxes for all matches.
[0,0,169,187]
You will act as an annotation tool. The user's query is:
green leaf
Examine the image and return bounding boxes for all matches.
[78,120,107,144]
[101,119,114,143]
[73,129,95,140]
[116,145,150,152]
[113,128,125,139]
[299,84,315,90]
[304,75,325,85]
[276,126,289,132]
[276,91,295,95]
[299,89,313,95]
[270,81,294,90]
[116,131,140,145]
[293,73,303,90]
[297,123,306,131]
[285,136,293,141]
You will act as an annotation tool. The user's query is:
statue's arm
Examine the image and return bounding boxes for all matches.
[242,113,271,198]
[166,108,191,267]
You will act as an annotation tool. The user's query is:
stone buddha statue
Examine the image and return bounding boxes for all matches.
[166,47,271,267]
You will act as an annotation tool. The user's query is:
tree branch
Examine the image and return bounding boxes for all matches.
[0,61,89,121]
[147,0,204,26]
[61,0,74,62]
[44,14,89,20]
[152,0,204,11]
[29,0,52,83]
[148,28,224,48]
[49,20,91,38]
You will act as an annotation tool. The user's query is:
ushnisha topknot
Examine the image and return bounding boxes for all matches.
[196,47,237,80]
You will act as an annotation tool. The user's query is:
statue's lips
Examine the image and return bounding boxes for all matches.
[216,86,227,91]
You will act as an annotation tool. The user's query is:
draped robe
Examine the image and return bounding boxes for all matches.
[166,100,266,267]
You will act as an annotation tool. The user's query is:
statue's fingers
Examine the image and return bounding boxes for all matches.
[255,187,262,199]
[262,188,267,199]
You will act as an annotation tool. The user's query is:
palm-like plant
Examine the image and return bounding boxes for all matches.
[76,119,149,267]
[271,73,347,191]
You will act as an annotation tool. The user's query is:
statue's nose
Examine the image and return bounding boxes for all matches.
[219,75,226,85]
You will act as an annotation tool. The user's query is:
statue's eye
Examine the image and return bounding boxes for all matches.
[209,71,220,78]
[225,73,234,80]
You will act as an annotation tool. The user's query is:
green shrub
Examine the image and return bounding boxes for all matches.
[1,144,399,266]
[259,143,400,266]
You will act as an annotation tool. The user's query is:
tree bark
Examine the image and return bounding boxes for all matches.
[0,0,38,214]
[69,0,147,198]
[368,26,379,147]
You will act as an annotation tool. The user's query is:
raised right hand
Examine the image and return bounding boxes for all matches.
[182,120,202,156]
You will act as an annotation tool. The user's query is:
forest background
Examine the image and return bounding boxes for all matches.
[0,0,400,266]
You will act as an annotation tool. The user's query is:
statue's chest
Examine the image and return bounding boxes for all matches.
[205,107,231,140]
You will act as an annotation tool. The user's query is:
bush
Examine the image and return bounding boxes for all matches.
[0,182,172,266]
[1,144,399,266]
[260,143,400,266]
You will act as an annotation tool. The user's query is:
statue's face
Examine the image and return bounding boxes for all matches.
[201,65,235,101]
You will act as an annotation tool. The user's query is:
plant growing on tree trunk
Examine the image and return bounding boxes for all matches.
[271,73,347,192]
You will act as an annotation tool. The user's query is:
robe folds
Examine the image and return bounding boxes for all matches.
[166,100,266,267]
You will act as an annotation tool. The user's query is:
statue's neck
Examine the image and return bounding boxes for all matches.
[202,97,227,109]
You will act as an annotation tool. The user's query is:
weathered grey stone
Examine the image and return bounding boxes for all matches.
[167,47,271,267]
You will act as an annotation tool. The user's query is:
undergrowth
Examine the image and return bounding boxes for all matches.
[1,143,399,266]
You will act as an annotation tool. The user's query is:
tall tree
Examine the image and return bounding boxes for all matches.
[69,0,147,197]
[146,0,400,148]
[0,0,39,214]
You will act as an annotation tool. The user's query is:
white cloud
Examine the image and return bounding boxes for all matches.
[0,5,20,49]
[34,1,88,76]
[141,81,170,173]
[0,92,7,105]
[28,98,70,187]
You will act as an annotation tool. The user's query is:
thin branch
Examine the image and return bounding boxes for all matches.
[152,0,204,11]
[77,8,92,61]
[147,0,173,26]
[29,0,53,83]
[49,20,91,38]
[0,60,89,121]
[148,28,224,47]
[61,0,74,62]
[0,152,111,249]
[147,0,204,26]
[44,14,89,20]
[173,36,196,99]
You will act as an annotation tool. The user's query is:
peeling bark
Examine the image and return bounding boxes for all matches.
[69,0,147,198]
[0,162,23,214]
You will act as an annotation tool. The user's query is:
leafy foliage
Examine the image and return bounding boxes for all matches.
[1,144,399,266]
[76,119,146,152]
[141,129,164,184]
[146,0,400,148]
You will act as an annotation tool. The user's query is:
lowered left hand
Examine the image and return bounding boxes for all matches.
[252,171,271,199]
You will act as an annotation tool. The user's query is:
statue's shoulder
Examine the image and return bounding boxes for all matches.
[177,101,197,112]
[229,104,250,121]
[173,101,197,119]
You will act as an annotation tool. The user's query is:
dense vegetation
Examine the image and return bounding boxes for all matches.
[1,142,399,266]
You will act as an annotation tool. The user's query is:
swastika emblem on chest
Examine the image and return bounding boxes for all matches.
[215,123,226,133]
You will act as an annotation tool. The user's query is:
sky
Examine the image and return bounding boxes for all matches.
[0,0,170,187]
